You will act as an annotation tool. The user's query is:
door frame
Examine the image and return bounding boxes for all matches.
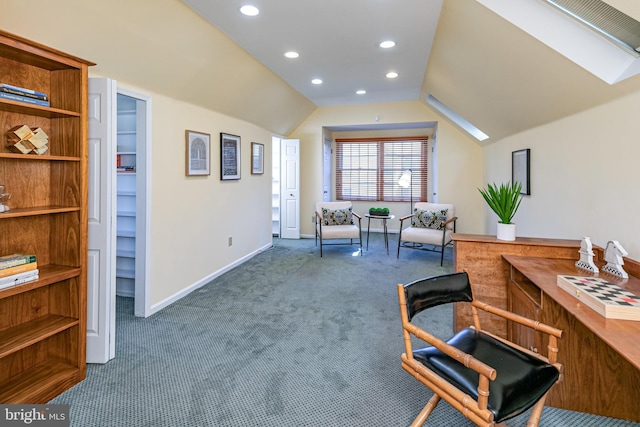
[117,86,152,318]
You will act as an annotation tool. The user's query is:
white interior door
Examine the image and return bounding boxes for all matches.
[280,138,300,239]
[87,78,117,363]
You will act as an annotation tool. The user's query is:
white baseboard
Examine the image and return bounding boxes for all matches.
[148,242,273,315]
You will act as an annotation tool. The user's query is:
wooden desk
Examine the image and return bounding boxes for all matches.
[451,234,583,337]
[504,255,640,421]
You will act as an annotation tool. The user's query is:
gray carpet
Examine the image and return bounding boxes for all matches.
[51,234,640,426]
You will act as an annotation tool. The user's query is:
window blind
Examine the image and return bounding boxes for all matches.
[335,137,428,202]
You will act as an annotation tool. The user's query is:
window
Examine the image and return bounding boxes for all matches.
[335,137,429,202]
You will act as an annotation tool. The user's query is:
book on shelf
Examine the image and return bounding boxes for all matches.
[0,261,38,278]
[0,87,48,101]
[0,253,37,270]
[0,91,50,107]
[0,269,39,290]
[117,166,136,173]
[0,83,47,98]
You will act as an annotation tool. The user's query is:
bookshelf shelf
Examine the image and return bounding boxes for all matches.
[116,268,135,279]
[0,98,81,118]
[117,230,136,238]
[0,265,81,299]
[116,249,135,259]
[0,29,93,403]
[0,359,79,404]
[0,315,79,358]
[0,206,80,219]
[0,153,81,161]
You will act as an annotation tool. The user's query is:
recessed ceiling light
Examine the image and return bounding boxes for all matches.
[379,40,396,49]
[356,90,366,95]
[239,5,259,16]
[311,79,323,85]
[386,72,399,79]
[284,51,299,59]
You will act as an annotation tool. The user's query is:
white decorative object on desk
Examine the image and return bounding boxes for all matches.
[0,185,10,213]
[602,240,628,279]
[575,236,598,273]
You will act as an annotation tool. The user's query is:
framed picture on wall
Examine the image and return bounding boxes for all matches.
[251,142,264,175]
[220,132,241,180]
[512,148,530,195]
[185,130,211,176]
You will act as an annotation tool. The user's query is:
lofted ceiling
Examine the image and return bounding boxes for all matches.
[182,0,640,144]
[182,0,442,107]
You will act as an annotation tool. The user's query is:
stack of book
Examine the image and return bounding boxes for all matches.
[0,83,50,107]
[117,165,136,173]
[7,124,49,155]
[0,253,39,291]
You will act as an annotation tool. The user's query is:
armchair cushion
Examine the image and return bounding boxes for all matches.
[321,207,354,226]
[412,208,448,230]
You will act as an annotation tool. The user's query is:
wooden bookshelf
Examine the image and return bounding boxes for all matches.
[0,30,94,403]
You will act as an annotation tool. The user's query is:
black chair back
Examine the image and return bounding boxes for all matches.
[403,272,473,321]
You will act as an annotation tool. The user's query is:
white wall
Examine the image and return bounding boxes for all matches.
[151,95,273,305]
[290,101,484,237]
[483,91,640,259]
[0,1,279,309]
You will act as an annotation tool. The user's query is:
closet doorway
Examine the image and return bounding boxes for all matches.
[115,88,150,318]
[87,79,151,363]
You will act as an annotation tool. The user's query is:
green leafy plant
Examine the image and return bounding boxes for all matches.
[478,181,523,224]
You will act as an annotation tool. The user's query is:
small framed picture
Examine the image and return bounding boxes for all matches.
[220,133,241,180]
[512,148,530,195]
[185,130,210,176]
[251,142,264,175]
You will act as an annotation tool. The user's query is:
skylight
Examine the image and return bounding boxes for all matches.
[544,0,640,56]
[426,94,489,141]
[478,0,640,84]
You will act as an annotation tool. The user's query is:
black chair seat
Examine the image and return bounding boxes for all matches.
[413,328,560,423]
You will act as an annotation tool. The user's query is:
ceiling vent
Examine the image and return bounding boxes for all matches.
[544,0,640,55]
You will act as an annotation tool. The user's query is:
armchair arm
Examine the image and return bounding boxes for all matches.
[405,322,497,381]
[472,299,562,365]
[472,300,563,339]
[399,213,413,223]
[443,216,458,227]
[352,211,361,220]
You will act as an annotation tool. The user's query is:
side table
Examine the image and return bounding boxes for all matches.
[365,214,395,254]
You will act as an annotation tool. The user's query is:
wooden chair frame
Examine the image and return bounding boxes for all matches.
[397,282,563,427]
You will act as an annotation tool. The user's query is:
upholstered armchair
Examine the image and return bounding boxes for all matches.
[315,201,362,257]
[397,202,457,265]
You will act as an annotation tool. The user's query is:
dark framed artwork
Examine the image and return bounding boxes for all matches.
[185,130,210,176]
[251,142,264,175]
[220,133,241,180]
[512,148,530,195]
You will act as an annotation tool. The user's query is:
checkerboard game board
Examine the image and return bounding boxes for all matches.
[557,275,640,321]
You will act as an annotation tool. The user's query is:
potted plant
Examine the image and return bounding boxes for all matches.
[478,181,523,241]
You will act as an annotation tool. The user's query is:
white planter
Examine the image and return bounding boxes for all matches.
[496,223,516,241]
